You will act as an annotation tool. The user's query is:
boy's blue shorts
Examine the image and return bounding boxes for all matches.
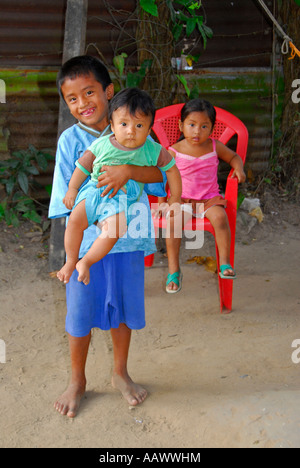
[65,251,145,336]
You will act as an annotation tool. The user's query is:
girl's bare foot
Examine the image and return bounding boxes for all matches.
[111,372,147,406]
[76,259,90,285]
[54,381,86,418]
[57,261,76,284]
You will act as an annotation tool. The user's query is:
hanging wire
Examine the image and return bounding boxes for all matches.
[256,0,300,59]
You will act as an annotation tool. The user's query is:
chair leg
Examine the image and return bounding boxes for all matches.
[144,253,154,267]
[214,241,233,313]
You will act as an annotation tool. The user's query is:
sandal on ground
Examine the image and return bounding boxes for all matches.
[219,264,236,279]
[166,270,183,294]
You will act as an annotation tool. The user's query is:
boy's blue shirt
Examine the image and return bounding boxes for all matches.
[48,123,167,258]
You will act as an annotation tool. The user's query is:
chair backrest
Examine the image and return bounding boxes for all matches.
[152,103,248,163]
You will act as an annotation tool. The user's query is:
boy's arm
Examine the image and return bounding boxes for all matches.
[97,164,163,198]
[216,140,246,183]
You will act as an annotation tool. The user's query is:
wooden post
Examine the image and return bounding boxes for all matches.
[49,0,88,272]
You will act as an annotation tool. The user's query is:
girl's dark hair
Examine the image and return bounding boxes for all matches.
[181,99,216,128]
[57,55,112,100]
[108,87,156,127]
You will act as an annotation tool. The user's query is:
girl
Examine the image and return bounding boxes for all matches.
[163,99,246,293]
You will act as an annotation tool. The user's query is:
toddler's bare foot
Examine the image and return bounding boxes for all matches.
[54,381,86,418]
[112,372,147,406]
[57,261,76,284]
[76,259,90,285]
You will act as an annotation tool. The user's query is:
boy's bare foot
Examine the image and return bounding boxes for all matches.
[112,372,147,406]
[54,381,86,418]
[57,261,76,284]
[76,259,90,285]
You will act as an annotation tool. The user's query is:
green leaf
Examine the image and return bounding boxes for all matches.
[176,74,190,97]
[6,177,15,195]
[126,59,152,87]
[264,178,272,184]
[17,172,29,194]
[197,20,207,49]
[35,152,48,171]
[113,53,128,77]
[140,0,158,17]
[45,184,52,196]
[202,24,213,38]
[237,192,245,210]
[186,17,197,36]
[172,23,183,42]
[26,165,39,176]
[22,210,41,224]
[188,1,202,10]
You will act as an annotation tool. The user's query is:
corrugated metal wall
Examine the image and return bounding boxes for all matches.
[0,0,276,196]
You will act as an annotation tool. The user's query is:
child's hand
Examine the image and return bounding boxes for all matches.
[63,188,78,210]
[231,167,246,183]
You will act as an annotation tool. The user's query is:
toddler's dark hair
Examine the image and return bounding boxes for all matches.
[181,99,216,128]
[109,88,156,127]
[57,55,112,100]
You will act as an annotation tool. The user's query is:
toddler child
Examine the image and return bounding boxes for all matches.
[162,98,246,293]
[57,87,182,286]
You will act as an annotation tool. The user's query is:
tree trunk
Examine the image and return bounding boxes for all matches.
[278,0,300,194]
[136,1,176,108]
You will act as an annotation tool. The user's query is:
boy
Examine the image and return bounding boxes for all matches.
[57,87,181,286]
[49,56,168,417]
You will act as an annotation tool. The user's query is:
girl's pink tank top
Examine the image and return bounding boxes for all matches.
[169,138,220,200]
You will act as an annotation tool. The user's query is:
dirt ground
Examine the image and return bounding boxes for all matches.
[0,195,300,448]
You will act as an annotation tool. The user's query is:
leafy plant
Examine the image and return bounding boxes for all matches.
[139,0,212,98]
[0,145,53,227]
[113,53,153,90]
[139,0,212,50]
[168,0,213,49]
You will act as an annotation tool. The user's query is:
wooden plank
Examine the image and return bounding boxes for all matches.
[49,0,88,272]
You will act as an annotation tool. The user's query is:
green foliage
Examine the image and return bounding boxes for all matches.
[139,0,158,16]
[139,0,212,98]
[170,0,213,48]
[113,53,153,90]
[0,145,53,227]
[140,0,213,49]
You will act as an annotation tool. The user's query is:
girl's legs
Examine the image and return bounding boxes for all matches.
[205,205,235,276]
[76,211,127,285]
[57,200,89,284]
[165,210,192,292]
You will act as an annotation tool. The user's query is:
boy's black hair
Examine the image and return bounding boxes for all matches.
[181,98,216,128]
[109,87,156,127]
[57,55,112,100]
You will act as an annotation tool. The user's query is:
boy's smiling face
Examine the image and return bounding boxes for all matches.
[61,72,114,131]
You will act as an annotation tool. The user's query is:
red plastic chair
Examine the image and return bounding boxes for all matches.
[144,103,248,313]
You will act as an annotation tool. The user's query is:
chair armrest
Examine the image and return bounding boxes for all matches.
[224,169,238,210]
